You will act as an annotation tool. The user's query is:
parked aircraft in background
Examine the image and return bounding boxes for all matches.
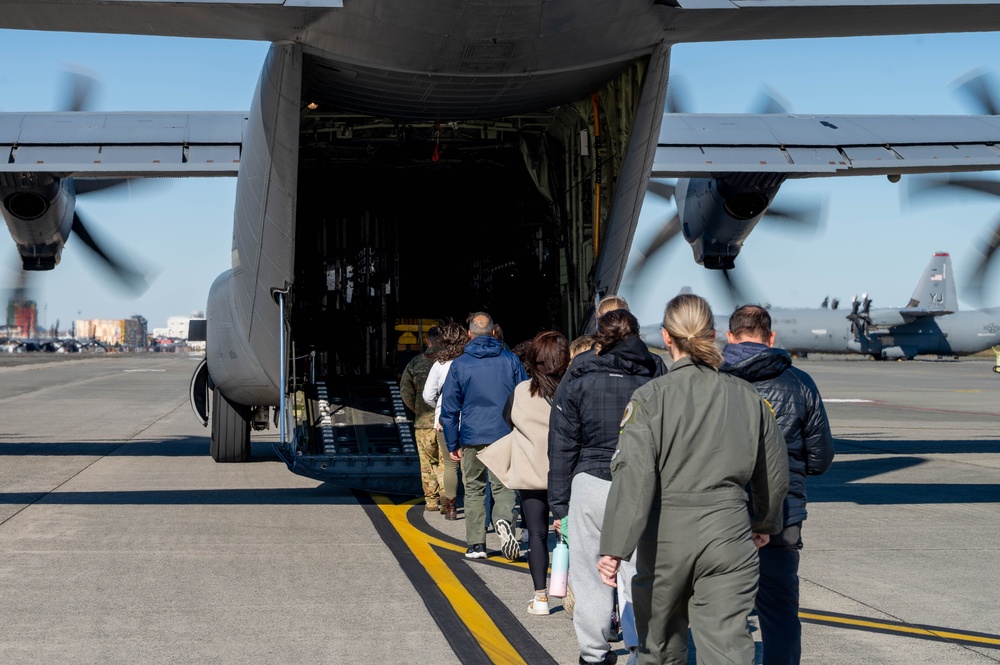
[642,253,1000,362]
[7,3,1000,494]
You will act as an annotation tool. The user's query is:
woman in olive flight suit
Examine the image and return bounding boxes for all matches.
[597,293,789,665]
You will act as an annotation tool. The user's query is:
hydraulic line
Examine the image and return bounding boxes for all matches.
[591,92,601,258]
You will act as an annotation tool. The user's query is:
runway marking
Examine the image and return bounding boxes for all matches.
[368,494,1000,656]
[800,608,1000,648]
[361,493,546,664]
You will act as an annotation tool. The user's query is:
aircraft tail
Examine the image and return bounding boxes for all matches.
[904,252,958,314]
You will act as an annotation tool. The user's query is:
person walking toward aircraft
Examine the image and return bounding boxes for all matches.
[422,322,469,520]
[440,312,527,560]
[597,293,789,665]
[549,308,665,665]
[721,304,834,665]
[480,330,570,614]
[399,325,444,511]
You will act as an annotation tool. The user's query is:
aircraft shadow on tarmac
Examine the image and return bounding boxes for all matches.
[810,452,1000,504]
[0,438,278,459]
[0,486,360,505]
[834,438,1000,455]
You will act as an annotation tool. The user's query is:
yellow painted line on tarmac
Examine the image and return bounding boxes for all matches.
[372,494,527,664]
[799,610,1000,647]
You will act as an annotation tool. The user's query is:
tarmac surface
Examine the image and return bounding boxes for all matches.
[0,352,998,664]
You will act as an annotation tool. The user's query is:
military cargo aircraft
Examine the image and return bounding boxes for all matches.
[641,252,1000,363]
[6,2,1000,493]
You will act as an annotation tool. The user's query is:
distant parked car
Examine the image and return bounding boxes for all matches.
[17,341,42,353]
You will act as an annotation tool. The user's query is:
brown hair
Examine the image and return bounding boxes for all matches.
[728,305,771,342]
[662,293,723,369]
[428,322,467,362]
[595,309,640,352]
[525,331,569,399]
[425,326,443,349]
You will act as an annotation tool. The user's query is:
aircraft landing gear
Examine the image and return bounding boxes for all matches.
[993,346,1000,374]
[211,390,251,462]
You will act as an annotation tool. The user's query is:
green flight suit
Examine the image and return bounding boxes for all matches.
[600,357,789,665]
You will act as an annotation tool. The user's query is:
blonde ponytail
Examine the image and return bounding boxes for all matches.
[662,293,723,369]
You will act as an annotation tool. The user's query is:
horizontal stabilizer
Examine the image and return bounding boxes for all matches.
[898,308,954,319]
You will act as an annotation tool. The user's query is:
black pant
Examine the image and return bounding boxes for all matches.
[757,522,803,665]
[519,489,550,592]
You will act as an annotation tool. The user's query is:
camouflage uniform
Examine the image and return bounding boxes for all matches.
[400,350,442,507]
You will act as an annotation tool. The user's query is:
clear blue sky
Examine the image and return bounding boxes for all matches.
[2,27,1000,331]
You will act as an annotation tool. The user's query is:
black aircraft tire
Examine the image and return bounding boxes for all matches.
[993,365,1000,374]
[210,390,251,463]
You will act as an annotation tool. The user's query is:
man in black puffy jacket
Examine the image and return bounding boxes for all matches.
[721,305,834,665]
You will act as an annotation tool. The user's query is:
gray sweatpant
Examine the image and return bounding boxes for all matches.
[570,472,634,663]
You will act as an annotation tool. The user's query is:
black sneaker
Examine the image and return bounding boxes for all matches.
[578,653,617,665]
[495,518,519,561]
[465,543,488,559]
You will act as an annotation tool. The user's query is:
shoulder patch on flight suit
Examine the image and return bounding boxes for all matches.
[619,401,635,431]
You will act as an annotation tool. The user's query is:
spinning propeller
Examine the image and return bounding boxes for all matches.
[846,293,873,338]
[905,69,1000,305]
[3,67,153,311]
[629,78,824,310]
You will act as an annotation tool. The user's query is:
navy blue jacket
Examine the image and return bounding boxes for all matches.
[721,342,834,525]
[440,335,528,452]
[547,335,666,521]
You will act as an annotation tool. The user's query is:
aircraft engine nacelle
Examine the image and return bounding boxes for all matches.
[0,173,75,270]
[204,269,279,406]
[675,173,785,270]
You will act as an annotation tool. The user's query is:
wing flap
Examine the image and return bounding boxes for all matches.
[0,112,246,177]
[653,113,1000,177]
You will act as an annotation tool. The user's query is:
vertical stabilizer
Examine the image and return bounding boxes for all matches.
[905,252,958,313]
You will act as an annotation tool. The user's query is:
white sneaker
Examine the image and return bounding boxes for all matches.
[527,595,550,615]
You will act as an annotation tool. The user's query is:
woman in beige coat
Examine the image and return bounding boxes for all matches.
[490,330,569,615]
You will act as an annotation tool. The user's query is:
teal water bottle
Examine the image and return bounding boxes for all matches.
[549,534,569,598]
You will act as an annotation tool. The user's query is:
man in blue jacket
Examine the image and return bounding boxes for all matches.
[440,311,527,560]
[721,305,835,665]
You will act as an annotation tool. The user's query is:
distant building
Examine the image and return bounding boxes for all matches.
[152,314,205,340]
[74,318,148,349]
[5,299,37,338]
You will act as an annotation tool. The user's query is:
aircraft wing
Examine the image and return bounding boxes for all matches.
[0,112,247,177]
[2,1,1000,45]
[0,1,340,41]
[653,113,1000,178]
